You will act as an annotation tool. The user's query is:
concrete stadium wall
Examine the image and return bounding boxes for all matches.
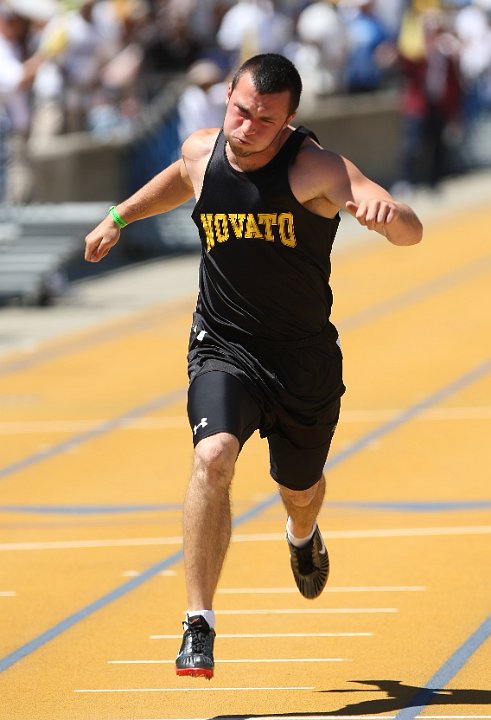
[298,90,402,186]
[29,90,402,203]
[29,133,128,203]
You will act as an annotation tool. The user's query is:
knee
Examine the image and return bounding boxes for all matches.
[193,433,239,484]
[280,478,321,508]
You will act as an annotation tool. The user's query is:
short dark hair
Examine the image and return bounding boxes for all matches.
[230,53,302,114]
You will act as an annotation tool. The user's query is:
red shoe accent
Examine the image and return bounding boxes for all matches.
[176,667,213,680]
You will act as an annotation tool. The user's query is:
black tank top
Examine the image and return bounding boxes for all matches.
[191,126,340,343]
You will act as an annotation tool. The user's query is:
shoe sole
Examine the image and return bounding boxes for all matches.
[289,527,329,599]
[176,667,213,679]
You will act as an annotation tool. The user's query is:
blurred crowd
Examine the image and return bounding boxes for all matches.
[1,0,491,203]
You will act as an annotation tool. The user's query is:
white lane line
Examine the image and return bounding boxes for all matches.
[342,407,491,421]
[217,586,426,593]
[3,405,491,434]
[0,591,16,596]
[233,526,491,542]
[150,632,373,639]
[74,686,315,693]
[108,658,348,665]
[1,526,489,551]
[122,570,176,577]
[0,537,183,551]
[216,608,397,615]
[0,417,189,434]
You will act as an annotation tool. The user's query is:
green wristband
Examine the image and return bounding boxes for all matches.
[108,205,127,228]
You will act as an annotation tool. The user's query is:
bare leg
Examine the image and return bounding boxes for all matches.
[183,432,239,610]
[278,474,326,538]
[279,474,329,599]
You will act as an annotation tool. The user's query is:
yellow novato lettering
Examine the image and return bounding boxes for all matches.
[214,214,229,243]
[244,213,263,239]
[257,213,276,241]
[228,214,246,237]
[202,211,297,250]
[278,212,297,248]
[201,214,215,251]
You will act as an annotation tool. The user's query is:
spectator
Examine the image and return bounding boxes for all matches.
[142,3,202,75]
[371,0,406,39]
[454,0,491,136]
[216,0,293,65]
[177,59,226,143]
[91,2,153,136]
[340,0,395,93]
[286,1,346,97]
[395,6,462,192]
[0,2,46,203]
[55,0,113,132]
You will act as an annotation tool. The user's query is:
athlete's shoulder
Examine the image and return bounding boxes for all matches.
[291,132,357,213]
[182,128,220,162]
[296,130,339,162]
[294,133,347,180]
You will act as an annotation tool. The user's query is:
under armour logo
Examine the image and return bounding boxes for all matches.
[193,324,207,341]
[193,417,208,435]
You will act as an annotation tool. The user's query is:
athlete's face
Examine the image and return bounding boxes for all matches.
[223,72,296,159]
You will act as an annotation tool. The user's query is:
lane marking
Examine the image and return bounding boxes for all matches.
[149,632,373,639]
[216,608,398,615]
[331,501,491,513]
[0,591,16,597]
[2,501,490,516]
[1,526,489,551]
[0,546,184,674]
[337,252,491,333]
[2,405,491,435]
[0,298,193,376]
[0,388,186,481]
[0,417,189,434]
[394,614,491,720]
[217,586,426,593]
[233,526,491,541]
[0,537,183,551]
[342,406,491,421]
[0,503,181,515]
[122,570,176,578]
[108,658,348,665]
[323,359,491,476]
[74,685,315,693]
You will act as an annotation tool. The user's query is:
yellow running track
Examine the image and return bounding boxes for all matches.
[0,188,490,720]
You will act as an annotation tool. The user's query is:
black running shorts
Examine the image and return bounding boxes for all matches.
[187,370,340,491]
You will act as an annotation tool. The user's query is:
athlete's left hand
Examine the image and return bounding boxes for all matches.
[345,199,398,234]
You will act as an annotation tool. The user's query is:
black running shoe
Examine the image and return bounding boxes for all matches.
[287,525,329,599]
[175,615,216,679]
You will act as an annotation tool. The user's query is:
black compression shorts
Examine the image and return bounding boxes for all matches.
[187,370,340,490]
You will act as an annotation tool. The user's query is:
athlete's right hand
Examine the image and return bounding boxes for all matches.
[84,219,121,262]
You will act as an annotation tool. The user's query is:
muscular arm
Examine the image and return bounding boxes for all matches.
[297,142,423,247]
[341,157,423,246]
[85,157,194,262]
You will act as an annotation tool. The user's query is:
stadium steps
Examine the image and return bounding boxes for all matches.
[0,203,108,306]
[0,201,197,306]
